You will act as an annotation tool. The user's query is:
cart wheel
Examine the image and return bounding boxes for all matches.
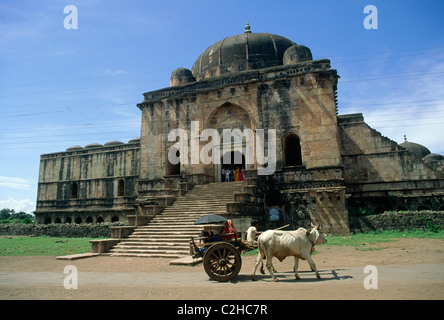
[203,242,242,282]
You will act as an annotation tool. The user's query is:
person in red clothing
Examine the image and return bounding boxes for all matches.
[222,219,238,240]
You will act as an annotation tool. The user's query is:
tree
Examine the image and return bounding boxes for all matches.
[0,208,14,220]
[0,208,34,224]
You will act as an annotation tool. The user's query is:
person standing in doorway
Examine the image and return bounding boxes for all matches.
[225,168,230,182]
[234,167,240,181]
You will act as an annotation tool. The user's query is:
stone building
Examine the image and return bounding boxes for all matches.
[34,24,444,235]
[35,139,140,224]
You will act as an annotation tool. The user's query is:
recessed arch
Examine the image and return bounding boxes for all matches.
[166,147,181,175]
[70,182,78,198]
[283,133,302,166]
[205,102,252,131]
[117,179,125,196]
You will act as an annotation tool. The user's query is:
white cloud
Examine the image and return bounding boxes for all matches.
[0,176,32,190]
[339,53,444,155]
[0,197,35,214]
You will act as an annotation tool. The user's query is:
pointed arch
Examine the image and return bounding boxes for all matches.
[117,179,125,196]
[70,182,78,199]
[166,146,181,175]
[205,102,252,131]
[283,133,302,166]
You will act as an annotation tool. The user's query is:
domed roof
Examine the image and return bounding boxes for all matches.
[128,137,140,144]
[104,140,124,147]
[424,153,444,163]
[85,143,103,149]
[400,141,431,158]
[170,67,195,86]
[66,145,83,151]
[283,45,313,64]
[191,23,299,81]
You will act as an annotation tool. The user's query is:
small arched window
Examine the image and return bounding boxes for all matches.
[283,133,303,167]
[117,179,125,197]
[70,182,78,198]
[166,147,180,175]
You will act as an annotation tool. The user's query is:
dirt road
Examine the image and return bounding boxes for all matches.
[0,238,443,300]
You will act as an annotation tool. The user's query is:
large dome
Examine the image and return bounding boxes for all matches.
[191,23,306,81]
[400,141,431,159]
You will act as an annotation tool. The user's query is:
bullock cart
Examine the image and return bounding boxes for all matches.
[190,214,255,282]
[189,214,290,282]
[189,235,256,282]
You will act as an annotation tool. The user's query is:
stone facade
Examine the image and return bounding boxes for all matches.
[339,114,444,215]
[34,26,444,235]
[35,139,140,224]
[136,55,350,233]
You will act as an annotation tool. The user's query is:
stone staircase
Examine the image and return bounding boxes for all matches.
[109,182,245,258]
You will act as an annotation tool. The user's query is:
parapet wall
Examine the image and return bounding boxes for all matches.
[349,211,443,233]
[0,222,125,238]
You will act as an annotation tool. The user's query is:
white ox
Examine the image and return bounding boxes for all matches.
[252,225,327,282]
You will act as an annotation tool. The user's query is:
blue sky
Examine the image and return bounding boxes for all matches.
[1,0,444,213]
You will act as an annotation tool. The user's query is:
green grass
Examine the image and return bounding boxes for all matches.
[0,236,95,256]
[2,230,443,256]
[242,229,444,256]
[325,229,444,247]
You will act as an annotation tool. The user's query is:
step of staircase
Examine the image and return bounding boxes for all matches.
[110,182,244,258]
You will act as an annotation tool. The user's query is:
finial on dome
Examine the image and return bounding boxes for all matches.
[245,22,251,33]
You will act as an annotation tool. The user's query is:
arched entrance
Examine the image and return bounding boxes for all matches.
[220,151,245,181]
[206,103,252,182]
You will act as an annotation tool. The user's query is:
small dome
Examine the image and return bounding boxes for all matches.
[283,45,313,64]
[128,137,140,144]
[170,68,195,86]
[85,143,103,149]
[191,24,297,81]
[66,145,83,151]
[104,140,124,147]
[400,141,431,158]
[424,153,444,163]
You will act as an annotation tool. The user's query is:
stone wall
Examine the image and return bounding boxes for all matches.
[339,114,444,185]
[349,211,443,233]
[338,113,444,215]
[35,140,140,224]
[0,222,125,238]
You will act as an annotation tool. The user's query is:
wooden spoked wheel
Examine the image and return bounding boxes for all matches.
[203,242,242,282]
